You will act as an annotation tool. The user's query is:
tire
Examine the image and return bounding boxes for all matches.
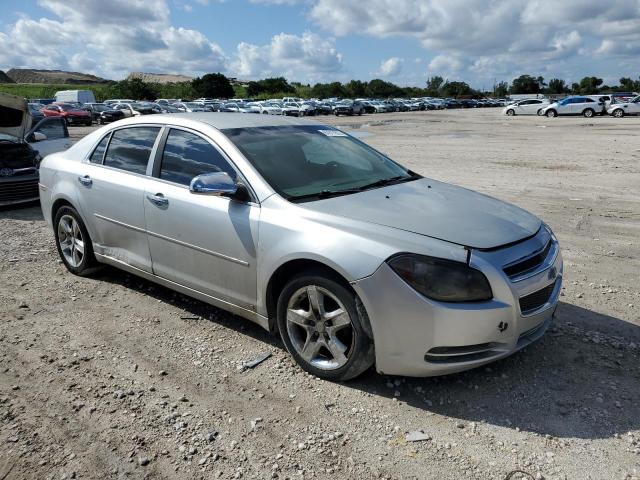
[537,109,544,116]
[546,109,557,118]
[358,109,363,116]
[53,205,98,276]
[612,108,624,118]
[506,109,515,116]
[276,271,375,381]
[583,108,595,118]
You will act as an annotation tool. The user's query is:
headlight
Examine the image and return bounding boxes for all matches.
[388,254,493,303]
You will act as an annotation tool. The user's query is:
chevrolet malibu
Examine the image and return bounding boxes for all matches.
[39,114,563,380]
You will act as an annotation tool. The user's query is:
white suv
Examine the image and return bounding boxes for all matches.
[503,99,550,116]
[541,96,600,118]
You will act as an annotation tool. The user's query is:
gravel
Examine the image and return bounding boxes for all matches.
[1,109,639,479]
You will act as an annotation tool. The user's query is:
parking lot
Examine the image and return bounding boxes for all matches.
[1,108,639,479]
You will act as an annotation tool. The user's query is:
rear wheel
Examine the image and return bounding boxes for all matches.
[583,108,595,118]
[277,272,374,381]
[546,109,557,118]
[54,206,98,275]
[537,109,544,116]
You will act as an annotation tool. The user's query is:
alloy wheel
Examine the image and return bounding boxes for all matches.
[286,285,354,370]
[57,214,85,267]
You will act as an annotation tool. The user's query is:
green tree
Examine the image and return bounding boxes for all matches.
[345,80,368,98]
[494,81,509,97]
[441,81,475,98]
[576,76,603,94]
[510,75,542,94]
[108,78,157,100]
[311,81,347,99]
[546,78,568,94]
[365,78,402,98]
[191,73,234,99]
[618,77,640,92]
[425,75,444,96]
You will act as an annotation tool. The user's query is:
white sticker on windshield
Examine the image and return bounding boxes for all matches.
[318,129,347,137]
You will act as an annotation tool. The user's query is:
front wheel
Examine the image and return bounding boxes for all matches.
[546,109,557,118]
[583,108,595,118]
[612,109,624,118]
[277,272,375,381]
[506,109,515,116]
[54,205,98,275]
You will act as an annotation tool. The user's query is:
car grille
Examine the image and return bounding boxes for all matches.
[519,280,557,314]
[503,240,552,279]
[0,178,39,203]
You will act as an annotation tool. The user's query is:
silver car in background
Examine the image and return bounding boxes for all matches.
[39,114,562,380]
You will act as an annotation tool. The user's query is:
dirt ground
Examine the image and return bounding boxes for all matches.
[1,109,639,480]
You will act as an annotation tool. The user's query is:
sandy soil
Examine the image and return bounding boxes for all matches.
[1,109,639,480]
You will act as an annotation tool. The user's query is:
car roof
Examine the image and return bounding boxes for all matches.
[110,112,324,130]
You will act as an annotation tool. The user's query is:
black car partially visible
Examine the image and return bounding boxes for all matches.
[0,134,40,207]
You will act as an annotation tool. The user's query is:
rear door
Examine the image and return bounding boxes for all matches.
[26,117,71,157]
[75,125,161,272]
[143,126,259,309]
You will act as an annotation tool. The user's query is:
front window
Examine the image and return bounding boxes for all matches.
[159,129,236,185]
[224,125,416,201]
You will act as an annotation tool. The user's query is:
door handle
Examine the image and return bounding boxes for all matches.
[147,193,169,207]
[77,175,92,187]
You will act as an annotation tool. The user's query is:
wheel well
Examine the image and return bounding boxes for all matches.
[265,259,353,332]
[51,198,74,219]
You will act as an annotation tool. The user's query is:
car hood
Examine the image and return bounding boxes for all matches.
[0,93,30,140]
[302,178,541,249]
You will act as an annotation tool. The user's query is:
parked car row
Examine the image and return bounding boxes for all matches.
[502,93,640,118]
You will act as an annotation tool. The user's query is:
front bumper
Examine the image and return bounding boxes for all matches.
[352,229,563,377]
[0,172,40,207]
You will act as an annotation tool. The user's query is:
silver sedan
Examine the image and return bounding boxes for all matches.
[38,113,562,380]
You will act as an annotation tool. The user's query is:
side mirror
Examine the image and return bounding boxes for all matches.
[33,131,47,142]
[190,172,238,196]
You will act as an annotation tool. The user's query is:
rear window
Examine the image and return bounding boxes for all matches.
[103,127,160,175]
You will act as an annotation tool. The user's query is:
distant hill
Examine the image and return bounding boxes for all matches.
[5,68,110,84]
[0,70,14,83]
[128,72,193,84]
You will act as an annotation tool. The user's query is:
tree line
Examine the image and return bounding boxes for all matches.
[1,72,638,101]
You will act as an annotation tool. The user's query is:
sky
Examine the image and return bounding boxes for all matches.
[0,0,639,89]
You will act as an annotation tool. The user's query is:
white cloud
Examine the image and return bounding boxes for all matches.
[231,31,343,81]
[378,57,403,76]
[309,0,640,84]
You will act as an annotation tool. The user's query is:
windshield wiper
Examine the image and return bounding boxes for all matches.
[289,171,422,203]
[289,188,362,202]
[356,171,421,191]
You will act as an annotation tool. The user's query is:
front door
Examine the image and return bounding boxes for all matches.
[27,117,72,157]
[143,127,259,309]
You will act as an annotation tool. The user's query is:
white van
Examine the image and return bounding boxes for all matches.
[55,90,96,104]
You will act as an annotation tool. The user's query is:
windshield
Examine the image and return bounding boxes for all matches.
[57,104,76,111]
[224,125,415,201]
[185,102,202,108]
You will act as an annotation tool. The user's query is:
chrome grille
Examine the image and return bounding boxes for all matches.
[0,179,39,203]
[519,280,557,314]
[503,239,552,279]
